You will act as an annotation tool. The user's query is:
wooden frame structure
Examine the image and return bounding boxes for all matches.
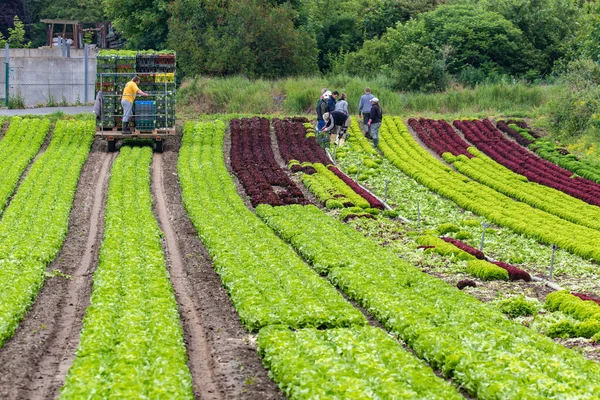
[42,19,83,49]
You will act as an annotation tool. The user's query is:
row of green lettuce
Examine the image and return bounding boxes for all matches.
[0,120,94,348]
[379,117,600,263]
[544,291,600,340]
[178,121,462,398]
[0,117,50,215]
[179,120,364,330]
[335,119,600,293]
[444,147,600,231]
[301,163,370,209]
[256,203,600,399]
[61,147,193,398]
[333,116,600,341]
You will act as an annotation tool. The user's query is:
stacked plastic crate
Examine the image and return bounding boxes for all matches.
[134,100,157,130]
[96,50,176,132]
[96,53,117,129]
[145,52,176,129]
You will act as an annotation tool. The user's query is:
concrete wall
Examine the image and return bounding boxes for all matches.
[0,48,99,106]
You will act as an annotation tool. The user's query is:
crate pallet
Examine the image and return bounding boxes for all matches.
[96,50,177,148]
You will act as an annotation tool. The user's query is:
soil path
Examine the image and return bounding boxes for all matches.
[0,139,113,400]
[152,153,221,400]
[157,138,282,399]
[0,118,9,139]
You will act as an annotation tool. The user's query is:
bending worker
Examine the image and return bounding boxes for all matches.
[121,76,148,133]
[322,111,351,147]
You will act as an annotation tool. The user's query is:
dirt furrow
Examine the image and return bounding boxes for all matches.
[0,140,113,400]
[159,138,282,399]
[152,153,222,400]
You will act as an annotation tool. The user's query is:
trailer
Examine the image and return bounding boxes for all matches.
[95,50,177,152]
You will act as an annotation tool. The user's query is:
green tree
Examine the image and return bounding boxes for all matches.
[23,0,108,47]
[476,0,580,74]
[570,2,600,62]
[0,16,30,48]
[104,0,169,49]
[168,0,318,78]
[315,12,363,71]
[363,0,438,39]
[419,5,537,75]
[387,43,448,91]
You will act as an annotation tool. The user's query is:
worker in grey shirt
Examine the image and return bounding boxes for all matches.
[358,87,375,138]
[334,93,349,115]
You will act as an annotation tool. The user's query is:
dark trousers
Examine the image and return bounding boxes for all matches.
[362,113,371,136]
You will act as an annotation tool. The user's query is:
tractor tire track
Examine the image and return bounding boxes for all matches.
[157,139,282,399]
[152,153,222,400]
[0,140,113,400]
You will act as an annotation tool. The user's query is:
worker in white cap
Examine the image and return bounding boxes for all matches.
[316,91,330,131]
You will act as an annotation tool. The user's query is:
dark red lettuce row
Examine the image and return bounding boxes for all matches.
[408,118,447,156]
[571,292,600,306]
[408,118,473,158]
[273,118,331,165]
[230,117,310,207]
[421,118,473,157]
[453,119,600,207]
[491,261,532,282]
[496,120,533,146]
[327,166,385,209]
[441,237,485,259]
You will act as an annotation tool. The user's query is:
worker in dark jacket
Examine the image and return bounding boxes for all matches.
[317,92,330,130]
[316,88,328,130]
[367,97,382,147]
[322,111,351,147]
[328,91,338,112]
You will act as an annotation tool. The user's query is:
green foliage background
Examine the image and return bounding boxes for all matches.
[7,0,600,145]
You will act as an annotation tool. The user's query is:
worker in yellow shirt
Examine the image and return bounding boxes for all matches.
[121,76,148,133]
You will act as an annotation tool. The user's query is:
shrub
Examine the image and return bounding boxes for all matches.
[496,296,538,318]
[577,320,600,339]
[455,231,473,240]
[461,219,480,227]
[547,321,577,339]
[466,260,509,281]
[545,291,600,321]
[326,199,344,209]
[437,223,460,234]
[383,209,399,218]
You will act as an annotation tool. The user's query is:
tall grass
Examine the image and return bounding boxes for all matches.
[177,75,562,119]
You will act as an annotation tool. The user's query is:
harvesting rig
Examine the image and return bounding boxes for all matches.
[95,50,177,152]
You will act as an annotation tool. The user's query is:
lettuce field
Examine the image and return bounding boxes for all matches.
[0,114,599,399]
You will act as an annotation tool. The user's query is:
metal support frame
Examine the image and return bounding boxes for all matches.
[84,45,89,103]
[97,72,174,137]
[4,43,8,108]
